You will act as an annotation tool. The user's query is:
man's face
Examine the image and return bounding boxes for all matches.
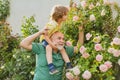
[51,32,65,50]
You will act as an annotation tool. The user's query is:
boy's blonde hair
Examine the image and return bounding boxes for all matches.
[50,5,69,22]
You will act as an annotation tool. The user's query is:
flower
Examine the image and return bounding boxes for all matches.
[0,65,5,69]
[82,70,92,80]
[82,52,90,59]
[79,46,86,54]
[112,37,120,45]
[30,71,34,75]
[66,41,72,46]
[93,36,101,43]
[72,66,80,76]
[108,47,115,54]
[94,44,103,51]
[96,2,101,6]
[80,1,87,9]
[86,33,92,40]
[90,14,96,21]
[99,64,108,72]
[73,16,79,21]
[96,54,103,62]
[112,49,120,57]
[66,72,74,79]
[104,61,112,69]
[89,3,94,10]
[101,9,106,16]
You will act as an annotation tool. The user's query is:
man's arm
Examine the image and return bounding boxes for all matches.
[20,30,45,50]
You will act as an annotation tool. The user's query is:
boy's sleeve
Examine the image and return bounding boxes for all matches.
[65,46,74,57]
[32,43,43,55]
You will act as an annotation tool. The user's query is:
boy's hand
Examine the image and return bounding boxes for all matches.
[40,27,49,35]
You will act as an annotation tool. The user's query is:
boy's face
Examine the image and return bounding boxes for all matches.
[62,15,68,21]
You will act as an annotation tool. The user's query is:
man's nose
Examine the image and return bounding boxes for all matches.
[60,39,64,43]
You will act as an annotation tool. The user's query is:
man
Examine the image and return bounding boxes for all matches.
[20,29,77,80]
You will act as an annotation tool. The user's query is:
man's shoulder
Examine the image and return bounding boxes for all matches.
[32,42,45,51]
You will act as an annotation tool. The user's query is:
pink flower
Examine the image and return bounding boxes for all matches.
[94,44,102,51]
[112,50,120,57]
[86,33,92,40]
[80,1,87,9]
[82,52,90,59]
[104,61,112,69]
[73,16,79,21]
[82,70,92,80]
[72,66,80,76]
[96,54,103,62]
[99,64,108,72]
[79,46,86,54]
[66,41,72,46]
[117,26,120,33]
[89,3,94,10]
[66,72,74,80]
[112,37,120,45]
[90,14,96,21]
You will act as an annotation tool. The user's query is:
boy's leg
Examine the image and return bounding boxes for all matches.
[60,48,73,69]
[46,45,59,74]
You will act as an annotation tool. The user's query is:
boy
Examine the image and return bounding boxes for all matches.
[40,5,73,74]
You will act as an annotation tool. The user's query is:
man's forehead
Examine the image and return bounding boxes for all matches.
[52,32,64,38]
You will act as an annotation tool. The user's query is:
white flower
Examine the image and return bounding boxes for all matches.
[27,55,30,58]
[72,66,80,76]
[90,14,96,21]
[96,2,100,6]
[13,54,16,58]
[30,71,34,75]
[1,65,5,69]
[101,9,106,16]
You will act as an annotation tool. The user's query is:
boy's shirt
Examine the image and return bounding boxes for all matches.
[40,20,60,42]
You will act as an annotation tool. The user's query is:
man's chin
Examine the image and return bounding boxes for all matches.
[57,45,64,50]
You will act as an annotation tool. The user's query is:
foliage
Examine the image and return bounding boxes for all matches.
[21,16,39,38]
[62,0,120,45]
[0,2,37,79]
[0,0,10,21]
[62,0,120,80]
[0,21,35,80]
